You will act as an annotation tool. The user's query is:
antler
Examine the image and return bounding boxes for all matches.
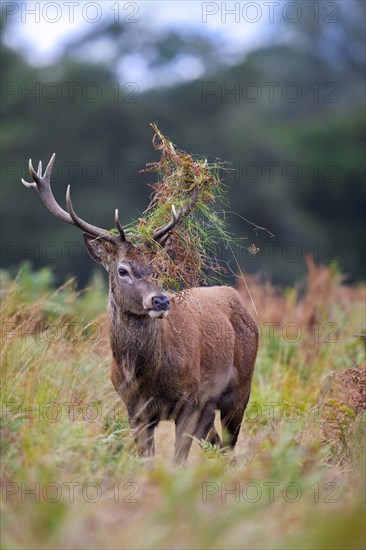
[21,154,125,243]
[152,185,199,245]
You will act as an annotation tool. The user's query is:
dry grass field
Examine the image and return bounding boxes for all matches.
[1,258,365,549]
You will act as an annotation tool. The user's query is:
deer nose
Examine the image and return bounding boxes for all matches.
[152,295,170,311]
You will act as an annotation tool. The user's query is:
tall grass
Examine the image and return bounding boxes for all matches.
[1,261,365,549]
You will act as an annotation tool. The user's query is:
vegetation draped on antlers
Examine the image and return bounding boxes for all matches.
[22,125,233,290]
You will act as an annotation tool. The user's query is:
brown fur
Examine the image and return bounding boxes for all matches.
[22,154,258,463]
[84,236,259,463]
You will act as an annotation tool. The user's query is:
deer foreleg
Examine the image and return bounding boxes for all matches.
[195,402,222,448]
[129,415,157,458]
[174,405,199,464]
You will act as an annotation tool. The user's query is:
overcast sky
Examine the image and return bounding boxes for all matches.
[3,1,271,65]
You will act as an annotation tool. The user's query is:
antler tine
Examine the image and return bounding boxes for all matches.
[66,186,117,243]
[44,153,55,179]
[21,153,121,242]
[152,204,181,242]
[22,153,71,222]
[21,176,37,190]
[152,184,199,244]
[115,209,126,242]
[22,159,42,188]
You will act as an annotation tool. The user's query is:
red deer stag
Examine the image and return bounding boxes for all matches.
[22,153,258,464]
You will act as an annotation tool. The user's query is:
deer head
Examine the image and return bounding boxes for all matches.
[21,154,198,319]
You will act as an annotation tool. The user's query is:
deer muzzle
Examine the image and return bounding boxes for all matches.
[143,293,171,319]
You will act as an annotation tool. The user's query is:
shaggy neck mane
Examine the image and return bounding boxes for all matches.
[108,295,163,380]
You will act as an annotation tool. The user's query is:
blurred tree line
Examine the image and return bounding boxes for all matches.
[1,0,365,286]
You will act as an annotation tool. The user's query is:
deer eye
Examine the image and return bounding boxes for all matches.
[118,267,129,277]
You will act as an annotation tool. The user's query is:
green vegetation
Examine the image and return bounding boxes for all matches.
[1,264,365,549]
[1,2,365,547]
[1,0,365,285]
[126,123,236,290]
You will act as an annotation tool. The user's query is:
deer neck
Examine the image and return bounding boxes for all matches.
[108,295,163,379]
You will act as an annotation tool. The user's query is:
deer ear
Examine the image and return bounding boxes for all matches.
[83,234,113,269]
